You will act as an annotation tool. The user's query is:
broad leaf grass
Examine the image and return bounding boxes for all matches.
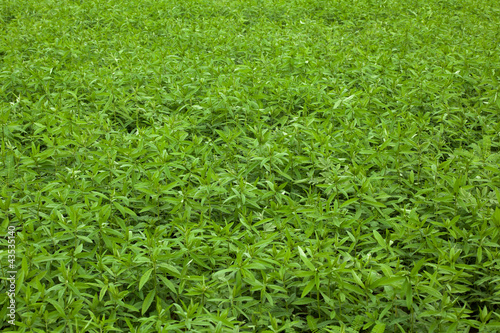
[1,0,500,331]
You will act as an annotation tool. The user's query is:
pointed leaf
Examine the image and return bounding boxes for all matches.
[373,230,386,247]
[142,289,156,315]
[340,198,358,208]
[298,246,315,271]
[139,268,153,291]
[301,280,316,298]
[371,276,405,289]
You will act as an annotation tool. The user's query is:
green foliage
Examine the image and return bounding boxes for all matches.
[1,0,500,331]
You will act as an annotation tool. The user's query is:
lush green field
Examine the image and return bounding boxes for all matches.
[1,0,500,331]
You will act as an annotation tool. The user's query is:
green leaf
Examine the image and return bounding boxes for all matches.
[102,94,113,113]
[340,198,359,208]
[404,278,412,310]
[158,275,178,295]
[371,323,386,333]
[301,280,316,298]
[99,283,108,301]
[307,315,318,331]
[99,204,112,223]
[446,322,457,333]
[371,276,405,289]
[142,289,156,315]
[352,272,364,289]
[418,285,442,299]
[158,263,181,278]
[113,201,137,217]
[46,299,66,319]
[492,207,500,227]
[410,258,426,277]
[373,230,386,247]
[139,268,153,291]
[297,246,315,271]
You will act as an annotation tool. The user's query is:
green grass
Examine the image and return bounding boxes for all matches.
[1,0,500,331]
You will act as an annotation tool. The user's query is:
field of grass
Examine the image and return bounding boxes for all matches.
[1,0,500,331]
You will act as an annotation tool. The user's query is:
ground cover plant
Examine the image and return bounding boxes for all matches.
[1,0,500,331]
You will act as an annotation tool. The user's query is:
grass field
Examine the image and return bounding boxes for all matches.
[1,0,500,331]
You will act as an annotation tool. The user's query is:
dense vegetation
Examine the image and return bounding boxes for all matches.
[1,0,500,331]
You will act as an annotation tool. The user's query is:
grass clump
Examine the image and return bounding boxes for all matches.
[1,0,500,332]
